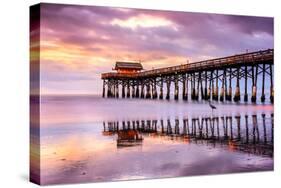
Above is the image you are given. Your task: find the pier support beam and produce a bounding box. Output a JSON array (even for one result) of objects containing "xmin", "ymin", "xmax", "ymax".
[
  {"xmin": 186, "ymin": 74, "xmax": 189, "ymax": 100},
  {"xmin": 270, "ymin": 64, "xmax": 274, "ymax": 103},
  {"xmin": 244, "ymin": 66, "xmax": 248, "ymax": 102},
  {"xmin": 234, "ymin": 67, "xmax": 240, "ymax": 102},
  {"xmin": 122, "ymin": 81, "xmax": 125, "ymax": 98},
  {"xmin": 135, "ymin": 81, "xmax": 139, "ymax": 98},
  {"xmin": 132, "ymin": 84, "xmax": 135, "ymax": 98},
  {"xmin": 227, "ymin": 68, "xmax": 232, "ymax": 101},
  {"xmin": 195, "ymin": 73, "xmax": 199, "ymax": 100},
  {"xmin": 182, "ymin": 74, "xmax": 187, "ymax": 100},
  {"xmin": 213, "ymin": 70, "xmax": 219, "ymax": 101},
  {"xmin": 224, "ymin": 70, "xmax": 227, "ymax": 101},
  {"xmin": 174, "ymin": 75, "xmax": 179, "ymax": 100},
  {"xmin": 207, "ymin": 71, "xmax": 211, "ymax": 101},
  {"xmin": 159, "ymin": 78, "xmax": 163, "ymax": 99},
  {"xmin": 211, "ymin": 71, "xmax": 214, "ymax": 101},
  {"xmin": 107, "ymin": 80, "xmax": 111, "ymax": 97},
  {"xmin": 126, "ymin": 81, "xmax": 130, "ymax": 98},
  {"xmin": 115, "ymin": 81, "xmax": 119, "ymax": 98},
  {"xmin": 251, "ymin": 65, "xmax": 258, "ymax": 103},
  {"xmin": 166, "ymin": 77, "xmax": 171, "ymax": 100},
  {"xmin": 191, "ymin": 73, "xmax": 195, "ymax": 100},
  {"xmin": 153, "ymin": 78, "xmax": 158, "ymax": 99},
  {"xmin": 261, "ymin": 64, "xmax": 266, "ymax": 103},
  {"xmin": 204, "ymin": 71, "xmax": 208, "ymax": 100},
  {"xmin": 140, "ymin": 81, "xmax": 145, "ymax": 98},
  {"xmin": 102, "ymin": 80, "xmax": 105, "ymax": 98},
  {"xmin": 146, "ymin": 81, "xmax": 151, "ymax": 99},
  {"xmin": 199, "ymin": 72, "xmax": 204, "ymax": 100},
  {"xmin": 220, "ymin": 70, "xmax": 225, "ymax": 102}
]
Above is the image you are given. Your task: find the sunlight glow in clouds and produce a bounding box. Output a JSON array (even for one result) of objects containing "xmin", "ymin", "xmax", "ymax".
[
  {"xmin": 111, "ymin": 14, "xmax": 175, "ymax": 29},
  {"xmin": 35, "ymin": 3, "xmax": 273, "ymax": 95}
]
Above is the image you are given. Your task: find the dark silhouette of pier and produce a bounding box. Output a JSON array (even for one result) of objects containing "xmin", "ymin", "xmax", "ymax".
[
  {"xmin": 101, "ymin": 49, "xmax": 274, "ymax": 103},
  {"xmin": 102, "ymin": 113, "xmax": 273, "ymax": 157}
]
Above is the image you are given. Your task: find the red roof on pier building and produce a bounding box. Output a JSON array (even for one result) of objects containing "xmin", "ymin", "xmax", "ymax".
[{"xmin": 114, "ymin": 61, "xmax": 143, "ymax": 74}]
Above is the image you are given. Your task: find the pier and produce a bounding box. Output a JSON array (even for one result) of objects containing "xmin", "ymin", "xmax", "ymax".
[{"xmin": 101, "ymin": 49, "xmax": 274, "ymax": 103}]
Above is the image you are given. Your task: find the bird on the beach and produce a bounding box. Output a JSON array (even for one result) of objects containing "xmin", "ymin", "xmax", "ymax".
[{"xmin": 208, "ymin": 100, "xmax": 217, "ymax": 114}]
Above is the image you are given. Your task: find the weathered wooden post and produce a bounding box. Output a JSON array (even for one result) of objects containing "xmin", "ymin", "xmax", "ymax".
[
  {"xmin": 191, "ymin": 73, "xmax": 195, "ymax": 100},
  {"xmin": 135, "ymin": 81, "xmax": 139, "ymax": 98},
  {"xmin": 151, "ymin": 80, "xmax": 154, "ymax": 99},
  {"xmin": 234, "ymin": 67, "xmax": 240, "ymax": 102},
  {"xmin": 102, "ymin": 80, "xmax": 105, "ymax": 98},
  {"xmin": 140, "ymin": 80, "xmax": 145, "ymax": 98},
  {"xmin": 244, "ymin": 66, "xmax": 248, "ymax": 102},
  {"xmin": 159, "ymin": 77, "xmax": 163, "ymax": 99},
  {"xmin": 261, "ymin": 63, "xmax": 266, "ymax": 102},
  {"xmin": 122, "ymin": 80, "xmax": 125, "ymax": 98},
  {"xmin": 227, "ymin": 68, "xmax": 232, "ymax": 101},
  {"xmin": 153, "ymin": 78, "xmax": 157, "ymax": 99},
  {"xmin": 150, "ymin": 80, "xmax": 154, "ymax": 99},
  {"xmin": 110, "ymin": 81, "xmax": 113, "ymax": 98},
  {"xmin": 186, "ymin": 74, "xmax": 189, "ymax": 100},
  {"xmin": 146, "ymin": 81, "xmax": 151, "ymax": 99},
  {"xmin": 131, "ymin": 81, "xmax": 135, "ymax": 98},
  {"xmin": 126, "ymin": 81, "xmax": 130, "ymax": 98},
  {"xmin": 174, "ymin": 75, "xmax": 179, "ymax": 100},
  {"xmin": 220, "ymin": 70, "xmax": 225, "ymax": 102},
  {"xmin": 115, "ymin": 80, "xmax": 119, "ymax": 98},
  {"xmin": 251, "ymin": 65, "xmax": 258, "ymax": 103},
  {"xmin": 213, "ymin": 70, "xmax": 219, "ymax": 101},
  {"xmin": 204, "ymin": 71, "xmax": 208, "ymax": 100},
  {"xmin": 211, "ymin": 71, "xmax": 214, "ymax": 101},
  {"xmin": 195, "ymin": 73, "xmax": 199, "ymax": 100},
  {"xmin": 207, "ymin": 72, "xmax": 211, "ymax": 101},
  {"xmin": 199, "ymin": 72, "xmax": 204, "ymax": 100},
  {"xmin": 182, "ymin": 74, "xmax": 187, "ymax": 100},
  {"xmin": 224, "ymin": 69, "xmax": 227, "ymax": 101},
  {"xmin": 270, "ymin": 64, "xmax": 274, "ymax": 103},
  {"xmin": 166, "ymin": 77, "xmax": 171, "ymax": 100},
  {"xmin": 107, "ymin": 80, "xmax": 111, "ymax": 97},
  {"xmin": 112, "ymin": 80, "xmax": 116, "ymax": 98}
]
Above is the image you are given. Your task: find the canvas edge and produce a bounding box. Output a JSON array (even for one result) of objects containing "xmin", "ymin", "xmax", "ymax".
[{"xmin": 30, "ymin": 3, "xmax": 41, "ymax": 185}]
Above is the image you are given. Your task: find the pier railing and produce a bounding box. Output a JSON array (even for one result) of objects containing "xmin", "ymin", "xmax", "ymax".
[{"xmin": 101, "ymin": 49, "xmax": 273, "ymax": 79}]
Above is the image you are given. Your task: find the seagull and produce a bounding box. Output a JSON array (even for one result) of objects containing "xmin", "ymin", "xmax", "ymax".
[{"xmin": 208, "ymin": 100, "xmax": 217, "ymax": 114}]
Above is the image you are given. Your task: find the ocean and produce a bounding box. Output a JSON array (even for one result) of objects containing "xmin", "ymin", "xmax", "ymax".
[{"xmin": 37, "ymin": 95, "xmax": 273, "ymax": 185}]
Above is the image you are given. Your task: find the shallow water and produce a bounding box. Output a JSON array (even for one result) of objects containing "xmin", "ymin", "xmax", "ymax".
[{"xmin": 38, "ymin": 95, "xmax": 273, "ymax": 185}]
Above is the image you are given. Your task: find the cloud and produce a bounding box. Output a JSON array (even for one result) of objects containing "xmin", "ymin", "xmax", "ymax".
[{"xmin": 38, "ymin": 3, "xmax": 273, "ymax": 94}]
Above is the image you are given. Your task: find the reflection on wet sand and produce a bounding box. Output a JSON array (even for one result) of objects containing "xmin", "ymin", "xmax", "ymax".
[{"xmin": 103, "ymin": 113, "xmax": 273, "ymax": 157}]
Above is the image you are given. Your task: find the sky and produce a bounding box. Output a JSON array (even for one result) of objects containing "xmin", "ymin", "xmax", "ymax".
[{"xmin": 37, "ymin": 3, "xmax": 273, "ymax": 95}]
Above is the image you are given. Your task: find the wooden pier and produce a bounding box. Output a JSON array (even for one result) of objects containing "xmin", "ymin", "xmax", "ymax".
[{"xmin": 101, "ymin": 49, "xmax": 274, "ymax": 103}]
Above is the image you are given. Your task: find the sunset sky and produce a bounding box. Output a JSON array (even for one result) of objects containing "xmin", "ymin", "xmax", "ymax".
[{"xmin": 38, "ymin": 3, "xmax": 273, "ymax": 95}]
